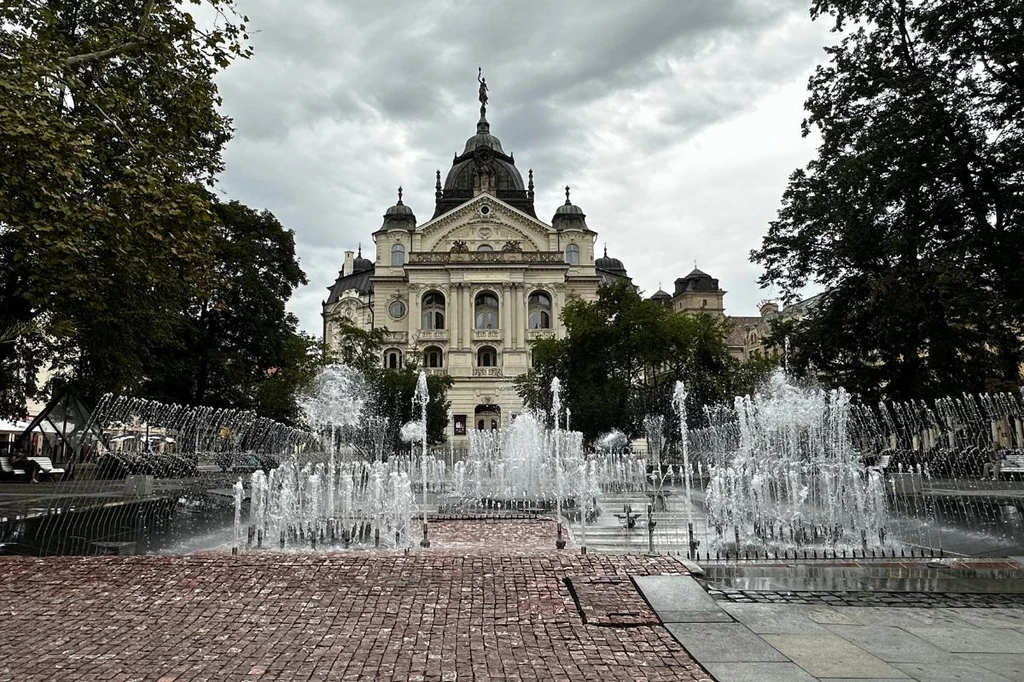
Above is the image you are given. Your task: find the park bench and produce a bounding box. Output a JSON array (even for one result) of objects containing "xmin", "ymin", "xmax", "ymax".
[
  {"xmin": 0, "ymin": 456, "xmax": 28, "ymax": 480},
  {"xmin": 30, "ymin": 456, "xmax": 66, "ymax": 481},
  {"xmin": 1001, "ymin": 453, "xmax": 1024, "ymax": 477}
]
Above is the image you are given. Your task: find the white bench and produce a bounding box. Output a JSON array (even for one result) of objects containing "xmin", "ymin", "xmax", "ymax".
[
  {"xmin": 0, "ymin": 456, "xmax": 28, "ymax": 479},
  {"xmin": 30, "ymin": 456, "xmax": 66, "ymax": 480},
  {"xmin": 1002, "ymin": 453, "xmax": 1024, "ymax": 476}
]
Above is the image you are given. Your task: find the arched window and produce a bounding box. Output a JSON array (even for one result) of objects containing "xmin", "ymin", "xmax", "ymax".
[
  {"xmin": 421, "ymin": 291, "xmax": 445, "ymax": 329},
  {"xmin": 474, "ymin": 291, "xmax": 499, "ymax": 329},
  {"xmin": 565, "ymin": 243, "xmax": 580, "ymax": 266},
  {"xmin": 528, "ymin": 291, "xmax": 552, "ymax": 329},
  {"xmin": 383, "ymin": 348, "xmax": 403, "ymax": 370},
  {"xmin": 391, "ymin": 244, "xmax": 405, "ymax": 266},
  {"xmin": 423, "ymin": 346, "xmax": 444, "ymax": 368},
  {"xmin": 477, "ymin": 346, "xmax": 497, "ymax": 367},
  {"xmin": 477, "ymin": 244, "xmax": 493, "ymax": 252}
]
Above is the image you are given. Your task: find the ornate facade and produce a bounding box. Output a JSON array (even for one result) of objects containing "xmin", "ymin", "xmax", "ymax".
[{"xmin": 323, "ymin": 86, "xmax": 629, "ymax": 441}]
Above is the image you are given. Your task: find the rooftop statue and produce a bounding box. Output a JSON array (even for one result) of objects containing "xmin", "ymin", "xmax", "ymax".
[{"xmin": 478, "ymin": 67, "xmax": 488, "ymax": 110}]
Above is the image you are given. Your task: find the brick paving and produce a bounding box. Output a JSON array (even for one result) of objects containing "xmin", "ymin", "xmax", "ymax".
[{"xmin": 0, "ymin": 520, "xmax": 712, "ymax": 682}]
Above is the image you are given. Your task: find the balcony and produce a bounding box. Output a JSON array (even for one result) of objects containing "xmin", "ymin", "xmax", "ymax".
[
  {"xmin": 472, "ymin": 329, "xmax": 502, "ymax": 341},
  {"xmin": 408, "ymin": 251, "xmax": 567, "ymax": 265},
  {"xmin": 424, "ymin": 368, "xmax": 449, "ymax": 377},
  {"xmin": 418, "ymin": 329, "xmax": 449, "ymax": 341},
  {"xmin": 472, "ymin": 368, "xmax": 503, "ymax": 378},
  {"xmin": 526, "ymin": 329, "xmax": 556, "ymax": 341},
  {"xmin": 383, "ymin": 331, "xmax": 408, "ymax": 344}
]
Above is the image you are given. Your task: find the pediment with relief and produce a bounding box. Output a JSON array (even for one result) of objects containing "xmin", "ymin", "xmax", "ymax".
[{"xmin": 419, "ymin": 195, "xmax": 552, "ymax": 253}]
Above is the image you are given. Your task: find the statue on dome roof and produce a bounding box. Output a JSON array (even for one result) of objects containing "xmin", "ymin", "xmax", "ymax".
[{"xmin": 478, "ymin": 67, "xmax": 488, "ymax": 110}]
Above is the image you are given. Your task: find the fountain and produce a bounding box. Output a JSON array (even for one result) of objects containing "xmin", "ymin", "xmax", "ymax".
[{"xmin": 701, "ymin": 370, "xmax": 888, "ymax": 553}]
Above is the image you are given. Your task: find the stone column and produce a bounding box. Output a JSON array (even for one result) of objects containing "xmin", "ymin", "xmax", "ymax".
[
  {"xmin": 501, "ymin": 284, "xmax": 512, "ymax": 346},
  {"xmin": 450, "ymin": 284, "xmax": 460, "ymax": 348},
  {"xmin": 464, "ymin": 284, "xmax": 473, "ymax": 347},
  {"xmin": 510, "ymin": 283, "xmax": 519, "ymax": 349},
  {"xmin": 409, "ymin": 284, "xmax": 421, "ymax": 334}
]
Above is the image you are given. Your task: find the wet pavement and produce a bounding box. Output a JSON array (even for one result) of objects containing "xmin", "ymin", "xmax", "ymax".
[
  {"xmin": 635, "ymin": 569, "xmax": 1024, "ymax": 681},
  {"xmin": 0, "ymin": 521, "xmax": 713, "ymax": 682}
]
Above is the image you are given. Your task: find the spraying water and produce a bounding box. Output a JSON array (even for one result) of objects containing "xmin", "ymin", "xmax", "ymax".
[
  {"xmin": 413, "ymin": 371, "xmax": 431, "ymax": 547},
  {"xmin": 672, "ymin": 382, "xmax": 693, "ymax": 532}
]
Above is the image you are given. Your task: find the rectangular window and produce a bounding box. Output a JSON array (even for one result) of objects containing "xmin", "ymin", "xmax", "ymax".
[{"xmin": 453, "ymin": 415, "xmax": 467, "ymax": 436}]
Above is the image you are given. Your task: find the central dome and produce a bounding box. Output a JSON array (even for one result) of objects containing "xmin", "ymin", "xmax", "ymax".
[{"xmin": 433, "ymin": 103, "xmax": 536, "ymax": 218}]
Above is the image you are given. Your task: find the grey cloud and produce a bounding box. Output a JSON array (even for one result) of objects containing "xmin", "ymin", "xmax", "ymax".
[{"xmin": 213, "ymin": 0, "xmax": 832, "ymax": 335}]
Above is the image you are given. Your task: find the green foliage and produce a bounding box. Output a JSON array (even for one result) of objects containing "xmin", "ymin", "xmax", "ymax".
[
  {"xmin": 330, "ymin": 319, "xmax": 392, "ymax": 376},
  {"xmin": 256, "ymin": 333, "xmax": 332, "ymax": 427},
  {"xmin": 371, "ymin": 367, "xmax": 453, "ymax": 451},
  {"xmin": 0, "ymin": 0, "xmax": 250, "ymax": 416},
  {"xmin": 125, "ymin": 198, "xmax": 312, "ymax": 423},
  {"xmin": 323, "ymin": 323, "xmax": 453, "ymax": 449},
  {"xmin": 516, "ymin": 280, "xmax": 745, "ymax": 441},
  {"xmin": 753, "ymin": 0, "xmax": 1024, "ymax": 401}
]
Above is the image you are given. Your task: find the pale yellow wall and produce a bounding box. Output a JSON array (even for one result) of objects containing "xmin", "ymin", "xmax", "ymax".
[{"xmin": 323, "ymin": 192, "xmax": 601, "ymax": 440}]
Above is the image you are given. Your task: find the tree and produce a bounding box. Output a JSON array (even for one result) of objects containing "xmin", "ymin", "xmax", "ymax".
[
  {"xmin": 321, "ymin": 320, "xmax": 453, "ymax": 451},
  {"xmin": 0, "ymin": 0, "xmax": 250, "ymax": 416},
  {"xmin": 371, "ymin": 367, "xmax": 453, "ymax": 452},
  {"xmin": 256, "ymin": 332, "xmax": 333, "ymax": 427},
  {"xmin": 515, "ymin": 280, "xmax": 742, "ymax": 441},
  {"xmin": 136, "ymin": 199, "xmax": 310, "ymax": 417},
  {"xmin": 753, "ymin": 0, "xmax": 1024, "ymax": 402}
]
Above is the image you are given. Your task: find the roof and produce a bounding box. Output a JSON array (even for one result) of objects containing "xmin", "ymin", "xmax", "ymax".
[
  {"xmin": 325, "ymin": 267, "xmax": 374, "ymax": 304},
  {"xmin": 434, "ymin": 113, "xmax": 535, "ymax": 218}
]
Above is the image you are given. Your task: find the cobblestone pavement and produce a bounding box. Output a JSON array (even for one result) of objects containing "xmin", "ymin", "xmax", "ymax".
[{"xmin": 0, "ymin": 522, "xmax": 712, "ymax": 682}]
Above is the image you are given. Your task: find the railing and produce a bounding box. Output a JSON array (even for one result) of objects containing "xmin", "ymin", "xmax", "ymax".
[
  {"xmin": 409, "ymin": 251, "xmax": 567, "ymax": 264},
  {"xmin": 526, "ymin": 329, "xmax": 555, "ymax": 341},
  {"xmin": 383, "ymin": 331, "xmax": 408, "ymax": 343},
  {"xmin": 472, "ymin": 368, "xmax": 503, "ymax": 378},
  {"xmin": 472, "ymin": 329, "xmax": 501, "ymax": 341},
  {"xmin": 424, "ymin": 368, "xmax": 448, "ymax": 377},
  {"xmin": 418, "ymin": 330, "xmax": 448, "ymax": 341}
]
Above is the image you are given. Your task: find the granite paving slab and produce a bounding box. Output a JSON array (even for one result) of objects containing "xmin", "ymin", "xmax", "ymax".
[
  {"xmin": 633, "ymin": 574, "xmax": 729, "ymax": 623},
  {"xmin": 838, "ymin": 606, "xmax": 975, "ymax": 628},
  {"xmin": 955, "ymin": 653, "xmax": 1024, "ymax": 680},
  {"xmin": 720, "ymin": 602, "xmax": 831, "ymax": 633},
  {"xmin": 892, "ymin": 660, "xmax": 1015, "ymax": 682},
  {"xmin": 941, "ymin": 607, "xmax": 1024, "ymax": 629},
  {"xmin": 762, "ymin": 633, "xmax": 909, "ymax": 679},
  {"xmin": 824, "ymin": 625, "xmax": 961, "ymax": 663},
  {"xmin": 666, "ymin": 622, "xmax": 788, "ymax": 663},
  {"xmin": 701, "ymin": 661, "xmax": 818, "ymax": 682},
  {"xmin": 905, "ymin": 626, "xmax": 1024, "ymax": 653}
]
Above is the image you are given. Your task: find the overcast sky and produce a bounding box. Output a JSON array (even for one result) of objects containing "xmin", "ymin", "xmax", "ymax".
[{"xmin": 212, "ymin": 0, "xmax": 834, "ymax": 336}]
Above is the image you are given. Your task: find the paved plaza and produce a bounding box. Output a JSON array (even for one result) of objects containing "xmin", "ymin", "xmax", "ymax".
[
  {"xmin": 0, "ymin": 520, "xmax": 711, "ymax": 682},
  {"xmin": 3, "ymin": 519, "xmax": 1024, "ymax": 681}
]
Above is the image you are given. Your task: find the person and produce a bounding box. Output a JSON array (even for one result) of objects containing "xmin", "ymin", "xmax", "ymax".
[
  {"xmin": 982, "ymin": 444, "xmax": 1006, "ymax": 481},
  {"xmin": 10, "ymin": 445, "xmax": 43, "ymax": 483}
]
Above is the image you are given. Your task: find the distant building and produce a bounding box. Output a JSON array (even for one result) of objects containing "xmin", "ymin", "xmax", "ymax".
[
  {"xmin": 322, "ymin": 81, "xmax": 630, "ymax": 441},
  {"xmin": 647, "ymin": 266, "xmax": 822, "ymax": 361}
]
